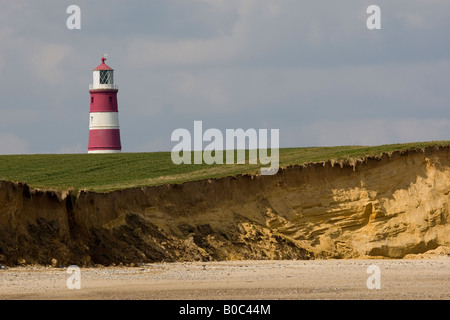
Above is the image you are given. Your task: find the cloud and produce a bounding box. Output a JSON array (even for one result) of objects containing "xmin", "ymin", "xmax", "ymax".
[
  {"xmin": 0, "ymin": 27, "xmax": 15, "ymax": 75},
  {"xmin": 1, "ymin": 0, "xmax": 450, "ymax": 154},
  {"xmin": 126, "ymin": 30, "xmax": 242, "ymax": 67},
  {"xmin": 124, "ymin": 0, "xmax": 302, "ymax": 68},
  {"xmin": 59, "ymin": 143, "xmax": 84, "ymax": 154},
  {"xmin": 29, "ymin": 43, "xmax": 72, "ymax": 85},
  {"xmin": 0, "ymin": 133, "xmax": 29, "ymax": 155},
  {"xmin": 171, "ymin": 71, "xmax": 229, "ymax": 110},
  {"xmin": 0, "ymin": 108, "xmax": 41, "ymax": 127},
  {"xmin": 289, "ymin": 118, "xmax": 450, "ymax": 147},
  {"xmin": 140, "ymin": 59, "xmax": 450, "ymax": 118}
]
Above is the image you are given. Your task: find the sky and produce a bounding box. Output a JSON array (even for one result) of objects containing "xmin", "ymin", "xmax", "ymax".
[{"xmin": 0, "ymin": 0, "xmax": 449, "ymax": 154}]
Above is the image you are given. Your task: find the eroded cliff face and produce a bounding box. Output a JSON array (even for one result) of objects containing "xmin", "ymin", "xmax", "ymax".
[{"xmin": 1, "ymin": 146, "xmax": 450, "ymax": 266}]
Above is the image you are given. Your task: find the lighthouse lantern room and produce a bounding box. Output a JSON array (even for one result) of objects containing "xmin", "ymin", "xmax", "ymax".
[{"xmin": 88, "ymin": 56, "xmax": 122, "ymax": 153}]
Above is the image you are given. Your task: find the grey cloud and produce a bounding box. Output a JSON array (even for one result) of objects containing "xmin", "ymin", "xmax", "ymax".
[{"xmin": 0, "ymin": 0, "xmax": 449, "ymax": 154}]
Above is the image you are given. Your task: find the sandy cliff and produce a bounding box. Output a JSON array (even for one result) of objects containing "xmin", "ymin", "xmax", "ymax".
[{"xmin": 1, "ymin": 146, "xmax": 450, "ymax": 266}]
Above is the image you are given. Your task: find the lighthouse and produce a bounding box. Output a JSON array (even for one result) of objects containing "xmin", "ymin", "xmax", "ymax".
[{"xmin": 88, "ymin": 56, "xmax": 122, "ymax": 153}]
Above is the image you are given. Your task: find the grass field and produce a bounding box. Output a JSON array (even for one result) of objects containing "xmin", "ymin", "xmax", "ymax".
[{"xmin": 0, "ymin": 141, "xmax": 448, "ymax": 192}]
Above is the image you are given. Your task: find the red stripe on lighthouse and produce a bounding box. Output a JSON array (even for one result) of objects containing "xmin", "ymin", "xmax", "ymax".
[
  {"xmin": 90, "ymin": 90, "xmax": 118, "ymax": 112},
  {"xmin": 88, "ymin": 129, "xmax": 122, "ymax": 151}
]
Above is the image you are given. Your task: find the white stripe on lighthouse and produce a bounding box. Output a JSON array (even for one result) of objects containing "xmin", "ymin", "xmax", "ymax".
[
  {"xmin": 89, "ymin": 112, "xmax": 120, "ymax": 130},
  {"xmin": 88, "ymin": 149, "xmax": 121, "ymax": 154}
]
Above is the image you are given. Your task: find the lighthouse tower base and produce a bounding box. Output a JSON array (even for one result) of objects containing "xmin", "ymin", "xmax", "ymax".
[{"xmin": 88, "ymin": 150, "xmax": 121, "ymax": 154}]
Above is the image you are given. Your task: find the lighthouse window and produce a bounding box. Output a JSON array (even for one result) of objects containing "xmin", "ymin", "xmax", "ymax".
[
  {"xmin": 100, "ymin": 70, "xmax": 113, "ymax": 84},
  {"xmin": 91, "ymin": 97, "xmax": 94, "ymax": 103},
  {"xmin": 109, "ymin": 96, "xmax": 112, "ymax": 103}
]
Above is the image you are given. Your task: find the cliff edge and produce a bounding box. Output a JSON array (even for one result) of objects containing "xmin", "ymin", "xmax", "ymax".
[{"xmin": 1, "ymin": 146, "xmax": 450, "ymax": 266}]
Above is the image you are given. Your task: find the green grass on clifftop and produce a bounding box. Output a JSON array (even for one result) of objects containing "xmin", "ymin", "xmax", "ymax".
[{"xmin": 0, "ymin": 141, "xmax": 448, "ymax": 192}]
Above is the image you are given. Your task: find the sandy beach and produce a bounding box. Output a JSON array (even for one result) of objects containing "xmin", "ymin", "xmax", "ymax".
[{"xmin": 0, "ymin": 259, "xmax": 449, "ymax": 300}]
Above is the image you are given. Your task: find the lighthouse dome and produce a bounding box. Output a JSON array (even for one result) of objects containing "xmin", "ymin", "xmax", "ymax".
[{"xmin": 93, "ymin": 57, "xmax": 113, "ymax": 71}]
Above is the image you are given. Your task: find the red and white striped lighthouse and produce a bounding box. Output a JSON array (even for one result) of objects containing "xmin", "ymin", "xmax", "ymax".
[{"xmin": 88, "ymin": 56, "xmax": 122, "ymax": 153}]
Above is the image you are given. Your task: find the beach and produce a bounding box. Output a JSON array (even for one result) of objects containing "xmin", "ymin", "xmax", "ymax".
[{"xmin": 1, "ymin": 259, "xmax": 449, "ymax": 300}]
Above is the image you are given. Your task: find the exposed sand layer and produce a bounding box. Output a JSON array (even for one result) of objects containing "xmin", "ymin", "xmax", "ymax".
[
  {"xmin": 1, "ymin": 146, "xmax": 450, "ymax": 266},
  {"xmin": 0, "ymin": 259, "xmax": 449, "ymax": 300}
]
